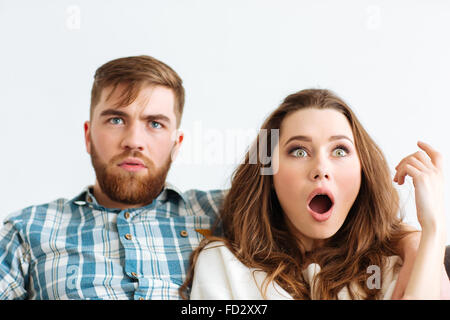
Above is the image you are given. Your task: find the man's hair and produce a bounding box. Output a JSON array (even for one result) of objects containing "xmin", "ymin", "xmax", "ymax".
[{"xmin": 90, "ymin": 55, "xmax": 185, "ymax": 127}]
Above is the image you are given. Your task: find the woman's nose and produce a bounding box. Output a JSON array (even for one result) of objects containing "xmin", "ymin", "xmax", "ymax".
[
  {"xmin": 309, "ymin": 158, "xmax": 330, "ymax": 181},
  {"xmin": 310, "ymin": 169, "xmax": 330, "ymax": 181}
]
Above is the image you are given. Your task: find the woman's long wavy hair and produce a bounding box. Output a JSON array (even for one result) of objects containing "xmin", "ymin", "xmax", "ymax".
[{"xmin": 180, "ymin": 89, "xmax": 413, "ymax": 300}]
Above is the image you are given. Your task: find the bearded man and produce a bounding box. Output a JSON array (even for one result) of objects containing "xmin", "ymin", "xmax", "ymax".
[{"xmin": 0, "ymin": 55, "xmax": 223, "ymax": 300}]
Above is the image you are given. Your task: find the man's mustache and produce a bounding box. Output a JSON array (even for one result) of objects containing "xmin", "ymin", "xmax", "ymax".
[{"xmin": 110, "ymin": 150, "xmax": 155, "ymax": 169}]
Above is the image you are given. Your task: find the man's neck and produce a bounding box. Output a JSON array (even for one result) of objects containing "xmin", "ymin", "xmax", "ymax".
[{"xmin": 92, "ymin": 183, "xmax": 149, "ymax": 210}]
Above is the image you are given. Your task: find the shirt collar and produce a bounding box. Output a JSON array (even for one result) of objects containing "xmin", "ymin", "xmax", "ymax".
[{"xmin": 66, "ymin": 182, "xmax": 186, "ymax": 210}]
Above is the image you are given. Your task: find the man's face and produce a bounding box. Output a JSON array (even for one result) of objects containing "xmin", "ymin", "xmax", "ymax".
[{"xmin": 84, "ymin": 84, "xmax": 183, "ymax": 208}]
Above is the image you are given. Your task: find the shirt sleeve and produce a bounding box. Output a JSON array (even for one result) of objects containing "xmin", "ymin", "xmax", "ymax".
[
  {"xmin": 0, "ymin": 221, "xmax": 30, "ymax": 299},
  {"xmin": 190, "ymin": 242, "xmax": 235, "ymax": 299},
  {"xmin": 190, "ymin": 241, "xmax": 292, "ymax": 300}
]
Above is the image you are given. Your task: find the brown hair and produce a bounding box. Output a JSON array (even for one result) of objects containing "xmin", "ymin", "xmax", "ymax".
[
  {"xmin": 90, "ymin": 55, "xmax": 185, "ymax": 127},
  {"xmin": 181, "ymin": 88, "xmax": 413, "ymax": 300}
]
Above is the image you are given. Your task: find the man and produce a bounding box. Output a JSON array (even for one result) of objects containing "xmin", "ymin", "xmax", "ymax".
[
  {"xmin": 0, "ymin": 55, "xmax": 224, "ymax": 299},
  {"xmin": 0, "ymin": 55, "xmax": 438, "ymax": 300}
]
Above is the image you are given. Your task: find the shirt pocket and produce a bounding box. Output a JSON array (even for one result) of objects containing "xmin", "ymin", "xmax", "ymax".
[{"xmin": 137, "ymin": 215, "xmax": 214, "ymax": 285}]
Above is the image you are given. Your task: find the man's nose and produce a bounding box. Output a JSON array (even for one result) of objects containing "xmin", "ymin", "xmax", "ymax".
[{"xmin": 120, "ymin": 123, "xmax": 145, "ymax": 151}]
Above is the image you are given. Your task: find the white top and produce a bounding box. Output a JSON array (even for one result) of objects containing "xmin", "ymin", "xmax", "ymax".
[{"xmin": 190, "ymin": 241, "xmax": 402, "ymax": 300}]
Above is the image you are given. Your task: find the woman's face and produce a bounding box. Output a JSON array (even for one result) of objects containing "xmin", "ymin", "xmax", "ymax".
[{"xmin": 272, "ymin": 108, "xmax": 361, "ymax": 251}]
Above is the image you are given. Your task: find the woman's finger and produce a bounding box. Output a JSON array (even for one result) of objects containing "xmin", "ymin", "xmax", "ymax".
[
  {"xmin": 395, "ymin": 152, "xmax": 415, "ymax": 171},
  {"xmin": 403, "ymin": 164, "xmax": 422, "ymax": 186},
  {"xmin": 417, "ymin": 141, "xmax": 443, "ymax": 169},
  {"xmin": 394, "ymin": 155, "xmax": 428, "ymax": 184},
  {"xmin": 412, "ymin": 150, "xmax": 434, "ymax": 169},
  {"xmin": 395, "ymin": 150, "xmax": 433, "ymax": 172}
]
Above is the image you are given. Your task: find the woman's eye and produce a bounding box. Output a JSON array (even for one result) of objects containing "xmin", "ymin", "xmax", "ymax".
[
  {"xmin": 150, "ymin": 121, "xmax": 162, "ymax": 129},
  {"xmin": 333, "ymin": 148, "xmax": 348, "ymax": 157},
  {"xmin": 109, "ymin": 117, "xmax": 123, "ymax": 125},
  {"xmin": 291, "ymin": 148, "xmax": 308, "ymax": 158}
]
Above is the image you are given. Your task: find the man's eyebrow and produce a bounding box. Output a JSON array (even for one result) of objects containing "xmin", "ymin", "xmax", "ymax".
[
  {"xmin": 142, "ymin": 114, "xmax": 171, "ymax": 124},
  {"xmin": 99, "ymin": 109, "xmax": 128, "ymax": 118},
  {"xmin": 284, "ymin": 135, "xmax": 354, "ymax": 146},
  {"xmin": 99, "ymin": 109, "xmax": 171, "ymax": 124}
]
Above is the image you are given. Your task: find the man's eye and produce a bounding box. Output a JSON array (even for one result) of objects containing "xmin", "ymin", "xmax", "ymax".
[
  {"xmin": 109, "ymin": 117, "xmax": 123, "ymax": 125},
  {"xmin": 291, "ymin": 148, "xmax": 308, "ymax": 158},
  {"xmin": 150, "ymin": 121, "xmax": 162, "ymax": 129}
]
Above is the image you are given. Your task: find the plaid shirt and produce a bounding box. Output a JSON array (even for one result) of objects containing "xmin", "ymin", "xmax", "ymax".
[{"xmin": 0, "ymin": 184, "xmax": 225, "ymax": 300}]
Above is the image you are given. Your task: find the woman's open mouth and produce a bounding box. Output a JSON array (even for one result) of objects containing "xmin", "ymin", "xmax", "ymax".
[{"xmin": 307, "ymin": 189, "xmax": 334, "ymax": 222}]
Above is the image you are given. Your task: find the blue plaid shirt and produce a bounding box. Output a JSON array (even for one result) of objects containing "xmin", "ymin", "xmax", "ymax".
[{"xmin": 0, "ymin": 184, "xmax": 225, "ymax": 300}]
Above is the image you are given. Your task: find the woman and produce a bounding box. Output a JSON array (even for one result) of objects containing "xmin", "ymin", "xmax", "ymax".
[{"xmin": 181, "ymin": 89, "xmax": 449, "ymax": 299}]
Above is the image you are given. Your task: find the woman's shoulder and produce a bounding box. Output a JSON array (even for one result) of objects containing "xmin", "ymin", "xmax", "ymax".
[
  {"xmin": 195, "ymin": 240, "xmax": 255, "ymax": 278},
  {"xmin": 191, "ymin": 240, "xmax": 260, "ymax": 299},
  {"xmin": 195, "ymin": 240, "xmax": 233, "ymax": 265},
  {"xmin": 192, "ymin": 240, "xmax": 292, "ymax": 300},
  {"xmin": 198, "ymin": 240, "xmax": 237, "ymax": 258},
  {"xmin": 200, "ymin": 239, "xmax": 228, "ymax": 252}
]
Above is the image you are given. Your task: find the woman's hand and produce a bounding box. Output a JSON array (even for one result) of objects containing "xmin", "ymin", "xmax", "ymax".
[
  {"xmin": 393, "ymin": 141, "xmax": 445, "ymax": 233},
  {"xmin": 393, "ymin": 141, "xmax": 448, "ymax": 299}
]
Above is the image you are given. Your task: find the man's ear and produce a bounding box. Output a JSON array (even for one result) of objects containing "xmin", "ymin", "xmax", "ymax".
[
  {"xmin": 177, "ymin": 130, "xmax": 184, "ymax": 145},
  {"xmin": 170, "ymin": 129, "xmax": 184, "ymax": 161},
  {"xmin": 84, "ymin": 121, "xmax": 91, "ymax": 155}
]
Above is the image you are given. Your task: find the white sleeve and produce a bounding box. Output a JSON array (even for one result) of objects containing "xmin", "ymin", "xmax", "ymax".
[
  {"xmin": 190, "ymin": 242, "xmax": 235, "ymax": 299},
  {"xmin": 190, "ymin": 241, "xmax": 292, "ymax": 300}
]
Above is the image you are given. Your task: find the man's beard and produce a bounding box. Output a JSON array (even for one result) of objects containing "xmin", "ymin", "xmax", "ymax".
[{"xmin": 90, "ymin": 142, "xmax": 172, "ymax": 206}]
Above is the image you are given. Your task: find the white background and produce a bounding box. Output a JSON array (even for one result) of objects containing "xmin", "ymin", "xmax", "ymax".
[{"xmin": 1, "ymin": 0, "xmax": 449, "ymax": 244}]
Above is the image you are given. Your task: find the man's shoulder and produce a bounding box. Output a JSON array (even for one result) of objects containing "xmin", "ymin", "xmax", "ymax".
[
  {"xmin": 180, "ymin": 188, "xmax": 228, "ymax": 217},
  {"xmin": 4, "ymin": 197, "xmax": 71, "ymax": 227},
  {"xmin": 182, "ymin": 189, "xmax": 227, "ymax": 206},
  {"xmin": 182, "ymin": 188, "xmax": 227, "ymax": 200}
]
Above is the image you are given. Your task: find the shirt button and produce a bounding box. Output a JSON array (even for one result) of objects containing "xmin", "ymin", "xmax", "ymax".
[
  {"xmin": 180, "ymin": 230, "xmax": 188, "ymax": 237},
  {"xmin": 124, "ymin": 212, "xmax": 130, "ymax": 219},
  {"xmin": 125, "ymin": 233, "xmax": 132, "ymax": 240}
]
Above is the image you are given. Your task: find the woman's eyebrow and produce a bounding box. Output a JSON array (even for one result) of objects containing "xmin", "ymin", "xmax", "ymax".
[
  {"xmin": 329, "ymin": 135, "xmax": 354, "ymax": 145},
  {"xmin": 283, "ymin": 135, "xmax": 312, "ymax": 146},
  {"xmin": 284, "ymin": 135, "xmax": 354, "ymax": 146}
]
